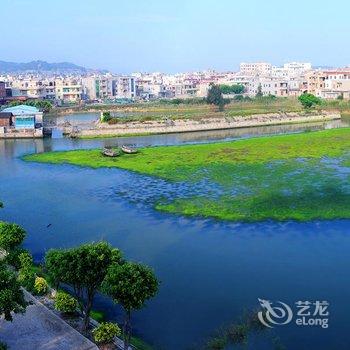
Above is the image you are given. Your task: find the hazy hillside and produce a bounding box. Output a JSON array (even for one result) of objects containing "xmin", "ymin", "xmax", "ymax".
[{"xmin": 0, "ymin": 60, "xmax": 88, "ymax": 73}]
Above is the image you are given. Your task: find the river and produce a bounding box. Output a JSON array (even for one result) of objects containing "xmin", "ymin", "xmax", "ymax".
[{"xmin": 1, "ymin": 116, "xmax": 350, "ymax": 350}]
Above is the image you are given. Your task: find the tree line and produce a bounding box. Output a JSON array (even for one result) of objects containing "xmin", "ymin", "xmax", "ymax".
[{"xmin": 7, "ymin": 99, "xmax": 53, "ymax": 113}]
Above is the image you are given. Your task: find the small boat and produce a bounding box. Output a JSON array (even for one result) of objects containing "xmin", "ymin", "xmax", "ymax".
[
  {"xmin": 121, "ymin": 145, "xmax": 138, "ymax": 154},
  {"xmin": 101, "ymin": 147, "xmax": 120, "ymax": 157}
]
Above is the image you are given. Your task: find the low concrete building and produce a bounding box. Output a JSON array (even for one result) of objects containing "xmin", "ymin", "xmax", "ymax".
[{"xmin": 2, "ymin": 105, "xmax": 43, "ymax": 129}]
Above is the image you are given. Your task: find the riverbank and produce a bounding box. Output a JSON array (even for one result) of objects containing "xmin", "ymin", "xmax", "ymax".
[
  {"xmin": 0, "ymin": 128, "xmax": 43, "ymax": 139},
  {"xmin": 73, "ymin": 112, "xmax": 341, "ymax": 138},
  {"xmin": 23, "ymin": 128, "xmax": 350, "ymax": 222},
  {"xmin": 47, "ymin": 98, "xmax": 302, "ymax": 117},
  {"xmin": 0, "ymin": 290, "xmax": 98, "ymax": 350}
]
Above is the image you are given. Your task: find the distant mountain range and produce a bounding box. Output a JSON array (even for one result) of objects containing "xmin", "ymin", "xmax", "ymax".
[{"xmin": 0, "ymin": 60, "xmax": 90, "ymax": 73}]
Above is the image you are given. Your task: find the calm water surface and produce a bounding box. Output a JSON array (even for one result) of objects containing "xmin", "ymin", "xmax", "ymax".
[{"xmin": 0, "ymin": 119, "xmax": 350, "ymax": 350}]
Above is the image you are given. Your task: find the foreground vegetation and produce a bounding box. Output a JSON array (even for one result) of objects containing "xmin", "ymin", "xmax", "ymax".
[
  {"xmin": 24, "ymin": 128, "xmax": 350, "ymax": 222},
  {"xmin": 0, "ymin": 205, "xmax": 157, "ymax": 350}
]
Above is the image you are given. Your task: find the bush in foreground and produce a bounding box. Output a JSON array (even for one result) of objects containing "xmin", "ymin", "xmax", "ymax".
[
  {"xmin": 298, "ymin": 93, "xmax": 321, "ymax": 109},
  {"xmin": 5, "ymin": 247, "xmax": 29, "ymax": 270},
  {"xmin": 17, "ymin": 251, "xmax": 35, "ymax": 292},
  {"xmin": 54, "ymin": 291, "xmax": 78, "ymax": 314},
  {"xmin": 0, "ymin": 264, "xmax": 27, "ymax": 321},
  {"xmin": 92, "ymin": 322, "xmax": 121, "ymax": 344},
  {"xmin": 18, "ymin": 268, "xmax": 35, "ymax": 292},
  {"xmin": 34, "ymin": 277, "xmax": 48, "ymax": 295},
  {"xmin": 0, "ymin": 222, "xmax": 26, "ymax": 252}
]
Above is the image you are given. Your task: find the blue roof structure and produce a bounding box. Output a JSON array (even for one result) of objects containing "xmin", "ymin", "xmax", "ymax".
[{"xmin": 2, "ymin": 105, "xmax": 39, "ymax": 116}]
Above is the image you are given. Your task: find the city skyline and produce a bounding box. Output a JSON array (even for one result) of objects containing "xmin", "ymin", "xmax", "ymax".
[
  {"xmin": 2, "ymin": 0, "xmax": 350, "ymax": 73},
  {"xmin": 0, "ymin": 58, "xmax": 339, "ymax": 76}
]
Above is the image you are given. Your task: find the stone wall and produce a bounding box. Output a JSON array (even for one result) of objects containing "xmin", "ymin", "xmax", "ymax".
[{"xmin": 78, "ymin": 112, "xmax": 341, "ymax": 137}]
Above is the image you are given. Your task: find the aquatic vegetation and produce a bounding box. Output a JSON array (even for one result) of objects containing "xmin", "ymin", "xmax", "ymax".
[{"xmin": 23, "ymin": 128, "xmax": 350, "ymax": 222}]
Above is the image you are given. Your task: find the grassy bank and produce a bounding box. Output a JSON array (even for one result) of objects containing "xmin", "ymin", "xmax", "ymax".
[
  {"xmin": 49, "ymin": 97, "xmax": 303, "ymax": 121},
  {"xmin": 23, "ymin": 128, "xmax": 350, "ymax": 222},
  {"xmin": 48, "ymin": 97, "xmax": 350, "ymax": 123}
]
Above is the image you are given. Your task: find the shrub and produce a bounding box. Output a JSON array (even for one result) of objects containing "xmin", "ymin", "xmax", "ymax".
[
  {"xmin": 233, "ymin": 94, "xmax": 244, "ymax": 101},
  {"xmin": 0, "ymin": 222, "xmax": 26, "ymax": 251},
  {"xmin": 206, "ymin": 336, "xmax": 227, "ymax": 350},
  {"xmin": 92, "ymin": 322, "xmax": 121, "ymax": 344},
  {"xmin": 0, "ymin": 341, "xmax": 8, "ymax": 350},
  {"xmin": 100, "ymin": 111, "xmax": 112, "ymax": 123},
  {"xmin": 34, "ymin": 277, "xmax": 48, "ymax": 295},
  {"xmin": 5, "ymin": 247, "xmax": 29, "ymax": 270},
  {"xmin": 18, "ymin": 268, "xmax": 35, "ymax": 292},
  {"xmin": 54, "ymin": 291, "xmax": 78, "ymax": 314},
  {"xmin": 298, "ymin": 93, "xmax": 321, "ymax": 109},
  {"xmin": 19, "ymin": 251, "xmax": 33, "ymax": 269},
  {"xmin": 227, "ymin": 324, "xmax": 248, "ymax": 344}
]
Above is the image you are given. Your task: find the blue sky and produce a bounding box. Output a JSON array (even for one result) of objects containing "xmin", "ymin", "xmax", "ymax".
[{"xmin": 2, "ymin": 0, "xmax": 350, "ymax": 73}]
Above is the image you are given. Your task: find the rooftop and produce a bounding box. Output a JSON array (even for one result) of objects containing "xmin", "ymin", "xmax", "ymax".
[{"xmin": 2, "ymin": 105, "xmax": 39, "ymax": 115}]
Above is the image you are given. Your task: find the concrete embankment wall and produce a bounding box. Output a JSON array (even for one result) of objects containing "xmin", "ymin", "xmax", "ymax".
[
  {"xmin": 0, "ymin": 128, "xmax": 43, "ymax": 139},
  {"xmin": 77, "ymin": 112, "xmax": 341, "ymax": 137}
]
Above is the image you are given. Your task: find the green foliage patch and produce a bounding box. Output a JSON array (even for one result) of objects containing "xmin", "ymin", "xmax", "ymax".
[{"xmin": 23, "ymin": 128, "xmax": 350, "ymax": 222}]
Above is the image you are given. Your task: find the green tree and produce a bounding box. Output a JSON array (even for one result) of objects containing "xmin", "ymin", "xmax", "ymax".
[
  {"xmin": 206, "ymin": 84, "xmax": 225, "ymax": 111},
  {"xmin": 0, "ymin": 263, "xmax": 27, "ymax": 321},
  {"xmin": 0, "ymin": 222, "xmax": 26, "ymax": 252},
  {"xmin": 45, "ymin": 242, "xmax": 122, "ymax": 332},
  {"xmin": 8, "ymin": 99, "xmax": 52, "ymax": 113},
  {"xmin": 298, "ymin": 93, "xmax": 322, "ymax": 109},
  {"xmin": 17, "ymin": 251, "xmax": 35, "ymax": 292},
  {"xmin": 102, "ymin": 262, "xmax": 159, "ymax": 350},
  {"xmin": 219, "ymin": 84, "xmax": 245, "ymax": 95}
]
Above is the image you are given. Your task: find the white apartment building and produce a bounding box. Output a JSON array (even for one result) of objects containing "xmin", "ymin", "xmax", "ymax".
[
  {"xmin": 82, "ymin": 76, "xmax": 111, "ymax": 100},
  {"xmin": 55, "ymin": 78, "xmax": 82, "ymax": 103},
  {"xmin": 248, "ymin": 78, "xmax": 288, "ymax": 97},
  {"xmin": 271, "ymin": 67, "xmax": 289, "ymax": 78},
  {"xmin": 114, "ymin": 76, "xmax": 136, "ymax": 99},
  {"xmin": 240, "ymin": 62, "xmax": 272, "ymax": 76},
  {"xmin": 82, "ymin": 76, "xmax": 136, "ymax": 100},
  {"xmin": 320, "ymin": 70, "xmax": 350, "ymax": 99},
  {"xmin": 283, "ymin": 62, "xmax": 312, "ymax": 76},
  {"xmin": 9, "ymin": 78, "xmax": 55, "ymax": 99}
]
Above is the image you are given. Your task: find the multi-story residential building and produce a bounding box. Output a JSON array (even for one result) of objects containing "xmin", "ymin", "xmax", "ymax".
[
  {"xmin": 240, "ymin": 62, "xmax": 272, "ymax": 76},
  {"xmin": 283, "ymin": 62, "xmax": 312, "ymax": 76},
  {"xmin": 248, "ymin": 78, "xmax": 289, "ymax": 97},
  {"xmin": 114, "ymin": 76, "xmax": 136, "ymax": 99},
  {"xmin": 82, "ymin": 76, "xmax": 111, "ymax": 100},
  {"xmin": 10, "ymin": 79, "xmax": 46, "ymax": 99},
  {"xmin": 0, "ymin": 81, "xmax": 6, "ymax": 99},
  {"xmin": 271, "ymin": 67, "xmax": 289, "ymax": 78},
  {"xmin": 320, "ymin": 70, "xmax": 350, "ymax": 99},
  {"xmin": 81, "ymin": 75, "xmax": 137, "ymax": 101},
  {"xmin": 288, "ymin": 77, "xmax": 307, "ymax": 97},
  {"xmin": 305, "ymin": 71, "xmax": 326, "ymax": 96},
  {"xmin": 55, "ymin": 78, "xmax": 82, "ymax": 103},
  {"xmin": 6, "ymin": 78, "xmax": 56, "ymax": 100}
]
